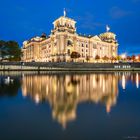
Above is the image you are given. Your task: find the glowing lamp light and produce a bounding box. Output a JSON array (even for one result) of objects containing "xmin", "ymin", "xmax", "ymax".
[
  {"xmin": 121, "ymin": 54, "xmax": 126, "ymax": 59},
  {"xmin": 135, "ymin": 56, "xmax": 139, "ymax": 60}
]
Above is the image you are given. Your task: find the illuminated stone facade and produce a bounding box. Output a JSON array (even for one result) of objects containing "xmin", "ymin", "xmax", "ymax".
[{"xmin": 22, "ymin": 11, "xmax": 118, "ymax": 62}]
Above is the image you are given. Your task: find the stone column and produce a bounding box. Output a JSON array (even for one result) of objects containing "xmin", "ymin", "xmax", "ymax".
[
  {"xmin": 57, "ymin": 35, "xmax": 60, "ymax": 54},
  {"xmin": 60, "ymin": 35, "xmax": 65, "ymax": 54}
]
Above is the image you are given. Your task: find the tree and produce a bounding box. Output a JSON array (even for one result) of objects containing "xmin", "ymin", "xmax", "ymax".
[
  {"xmin": 138, "ymin": 55, "xmax": 140, "ymax": 61},
  {"xmin": 102, "ymin": 56, "xmax": 109, "ymax": 62},
  {"xmin": 86, "ymin": 56, "xmax": 90, "ymax": 62},
  {"xmin": 0, "ymin": 40, "xmax": 8, "ymax": 59},
  {"xmin": 95, "ymin": 55, "xmax": 100, "ymax": 62},
  {"xmin": 116, "ymin": 55, "xmax": 121, "ymax": 61},
  {"xmin": 0, "ymin": 40, "xmax": 21, "ymax": 61},
  {"xmin": 131, "ymin": 55, "xmax": 136, "ymax": 62},
  {"xmin": 127, "ymin": 56, "xmax": 131, "ymax": 61},
  {"xmin": 111, "ymin": 56, "xmax": 117, "ymax": 63},
  {"xmin": 70, "ymin": 51, "xmax": 80, "ymax": 62}
]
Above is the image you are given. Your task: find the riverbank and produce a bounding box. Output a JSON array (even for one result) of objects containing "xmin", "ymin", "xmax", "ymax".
[{"xmin": 0, "ymin": 62, "xmax": 140, "ymax": 71}]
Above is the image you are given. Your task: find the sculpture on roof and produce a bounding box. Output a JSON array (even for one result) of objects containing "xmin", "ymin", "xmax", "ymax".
[
  {"xmin": 64, "ymin": 8, "xmax": 66, "ymax": 17},
  {"xmin": 106, "ymin": 25, "xmax": 110, "ymax": 32}
]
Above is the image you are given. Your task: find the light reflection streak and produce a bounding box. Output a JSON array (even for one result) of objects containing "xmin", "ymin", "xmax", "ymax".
[
  {"xmin": 136, "ymin": 73, "xmax": 139, "ymax": 89},
  {"xmin": 122, "ymin": 74, "xmax": 126, "ymax": 90}
]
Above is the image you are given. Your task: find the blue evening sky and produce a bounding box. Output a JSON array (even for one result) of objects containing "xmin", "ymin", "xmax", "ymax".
[{"xmin": 0, "ymin": 0, "xmax": 140, "ymax": 55}]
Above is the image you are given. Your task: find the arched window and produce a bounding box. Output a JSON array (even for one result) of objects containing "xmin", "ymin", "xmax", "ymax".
[{"xmin": 67, "ymin": 40, "xmax": 73, "ymax": 46}]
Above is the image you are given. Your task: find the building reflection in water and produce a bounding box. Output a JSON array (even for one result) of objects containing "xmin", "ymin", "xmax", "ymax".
[{"xmin": 21, "ymin": 73, "xmax": 120, "ymax": 128}]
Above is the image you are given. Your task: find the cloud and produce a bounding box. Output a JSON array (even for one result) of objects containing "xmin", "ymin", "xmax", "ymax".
[
  {"xmin": 75, "ymin": 12, "xmax": 103, "ymax": 30},
  {"xmin": 110, "ymin": 7, "xmax": 133, "ymax": 19},
  {"xmin": 132, "ymin": 0, "xmax": 140, "ymax": 3},
  {"xmin": 16, "ymin": 6, "xmax": 26, "ymax": 12},
  {"xmin": 80, "ymin": 22, "xmax": 103, "ymax": 30}
]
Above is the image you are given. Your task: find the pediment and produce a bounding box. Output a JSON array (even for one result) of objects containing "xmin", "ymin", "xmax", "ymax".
[{"xmin": 91, "ymin": 36, "xmax": 101, "ymax": 41}]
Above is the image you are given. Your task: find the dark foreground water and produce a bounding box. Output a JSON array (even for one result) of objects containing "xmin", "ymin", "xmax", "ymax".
[{"xmin": 0, "ymin": 72, "xmax": 140, "ymax": 140}]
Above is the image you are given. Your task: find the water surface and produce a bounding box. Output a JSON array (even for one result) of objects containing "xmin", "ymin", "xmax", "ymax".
[{"xmin": 0, "ymin": 72, "xmax": 140, "ymax": 140}]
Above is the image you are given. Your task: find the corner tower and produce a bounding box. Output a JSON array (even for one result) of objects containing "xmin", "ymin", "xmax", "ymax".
[
  {"xmin": 99, "ymin": 25, "xmax": 118, "ymax": 57},
  {"xmin": 50, "ymin": 9, "xmax": 77, "ymax": 62},
  {"xmin": 51, "ymin": 9, "xmax": 76, "ymax": 35}
]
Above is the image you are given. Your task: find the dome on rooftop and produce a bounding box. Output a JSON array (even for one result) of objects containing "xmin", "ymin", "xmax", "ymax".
[
  {"xmin": 99, "ymin": 32, "xmax": 117, "ymax": 43},
  {"xmin": 100, "ymin": 32, "xmax": 116, "ymax": 40}
]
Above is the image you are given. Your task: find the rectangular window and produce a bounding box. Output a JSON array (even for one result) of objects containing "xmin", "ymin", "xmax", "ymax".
[
  {"xmin": 67, "ymin": 49, "xmax": 70, "ymax": 54},
  {"xmin": 93, "ymin": 44, "xmax": 97, "ymax": 49}
]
